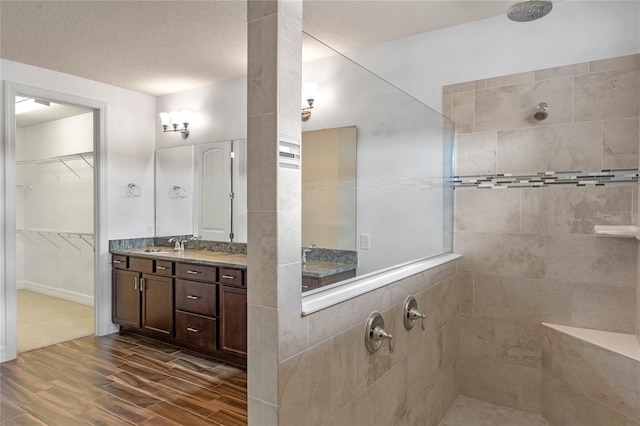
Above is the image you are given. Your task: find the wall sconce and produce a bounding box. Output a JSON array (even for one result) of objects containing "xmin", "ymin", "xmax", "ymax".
[
  {"xmin": 159, "ymin": 110, "xmax": 192, "ymax": 139},
  {"xmin": 301, "ymin": 82, "xmax": 318, "ymax": 121}
]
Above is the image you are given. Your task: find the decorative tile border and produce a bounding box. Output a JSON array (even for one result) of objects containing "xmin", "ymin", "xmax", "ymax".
[{"xmin": 455, "ymin": 169, "xmax": 639, "ymax": 189}]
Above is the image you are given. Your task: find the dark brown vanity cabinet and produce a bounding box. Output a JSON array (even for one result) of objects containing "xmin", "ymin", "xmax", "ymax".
[
  {"xmin": 174, "ymin": 263, "xmax": 218, "ymax": 352},
  {"xmin": 111, "ymin": 256, "xmax": 173, "ymax": 336},
  {"xmin": 111, "ymin": 254, "xmax": 247, "ymax": 365}
]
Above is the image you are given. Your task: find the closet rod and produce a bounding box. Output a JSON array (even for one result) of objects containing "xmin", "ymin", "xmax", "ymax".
[
  {"xmin": 16, "ymin": 229, "xmax": 94, "ymax": 250},
  {"xmin": 16, "ymin": 151, "xmax": 94, "ymax": 166}
]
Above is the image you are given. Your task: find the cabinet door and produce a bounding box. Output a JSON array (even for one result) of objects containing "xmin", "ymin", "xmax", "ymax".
[
  {"xmin": 141, "ymin": 274, "xmax": 174, "ymax": 335},
  {"xmin": 219, "ymin": 286, "xmax": 247, "ymax": 357},
  {"xmin": 112, "ymin": 270, "xmax": 141, "ymax": 328}
]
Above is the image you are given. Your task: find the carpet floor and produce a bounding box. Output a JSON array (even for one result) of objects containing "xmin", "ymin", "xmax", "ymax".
[{"xmin": 17, "ymin": 290, "xmax": 94, "ymax": 353}]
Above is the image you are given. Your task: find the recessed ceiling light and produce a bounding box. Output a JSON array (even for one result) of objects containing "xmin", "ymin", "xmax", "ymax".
[{"xmin": 15, "ymin": 98, "xmax": 50, "ymax": 115}]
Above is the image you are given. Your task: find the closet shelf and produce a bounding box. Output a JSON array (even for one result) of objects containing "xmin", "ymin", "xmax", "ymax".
[
  {"xmin": 17, "ymin": 228, "xmax": 94, "ymax": 251},
  {"xmin": 17, "ymin": 151, "xmax": 93, "ymax": 179},
  {"xmin": 593, "ymin": 225, "xmax": 640, "ymax": 240}
]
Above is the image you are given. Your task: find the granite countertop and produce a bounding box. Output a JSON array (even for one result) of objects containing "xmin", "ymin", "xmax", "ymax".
[
  {"xmin": 302, "ymin": 260, "xmax": 357, "ymax": 278},
  {"xmin": 111, "ymin": 247, "xmax": 357, "ymax": 278},
  {"xmin": 111, "ymin": 247, "xmax": 247, "ymax": 269}
]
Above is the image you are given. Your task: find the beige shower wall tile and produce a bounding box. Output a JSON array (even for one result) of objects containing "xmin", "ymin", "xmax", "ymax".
[
  {"xmin": 460, "ymin": 356, "xmax": 519, "ymax": 409},
  {"xmin": 452, "ymin": 91, "xmax": 474, "ymax": 134},
  {"xmin": 460, "ymin": 314, "xmax": 495, "ymax": 360},
  {"xmin": 521, "ymin": 186, "xmax": 634, "ymax": 234},
  {"xmin": 351, "ymin": 359, "xmax": 408, "ymax": 426},
  {"xmin": 474, "ymin": 274, "xmax": 572, "ymax": 324},
  {"xmin": 420, "ymin": 275, "xmax": 461, "ymax": 336},
  {"xmin": 455, "ymin": 232, "xmax": 545, "ymax": 278},
  {"xmin": 460, "ymin": 356, "xmax": 536, "ymax": 412},
  {"xmin": 455, "ymin": 131, "xmax": 497, "ymax": 176},
  {"xmin": 589, "ymin": 54, "xmax": 640, "ymax": 72},
  {"xmin": 572, "ymin": 283, "xmax": 637, "ymax": 333},
  {"xmin": 574, "ymin": 67, "xmax": 640, "ymax": 122},
  {"xmin": 545, "ymin": 234, "xmax": 637, "ymax": 287},
  {"xmin": 535, "ymin": 62, "xmax": 589, "ymax": 81},
  {"xmin": 455, "ymin": 188, "xmax": 520, "ymax": 233},
  {"xmin": 628, "ymin": 417, "xmax": 640, "ymax": 426},
  {"xmin": 542, "ymin": 326, "xmax": 640, "ymax": 420},
  {"xmin": 517, "ymin": 366, "xmax": 542, "ymax": 414},
  {"xmin": 541, "ymin": 373, "xmax": 628, "ymax": 426},
  {"xmin": 496, "ymin": 122, "xmax": 602, "ymax": 173},
  {"xmin": 460, "ymin": 272, "xmax": 474, "ymax": 315},
  {"xmin": 603, "ymin": 117, "xmax": 640, "ymax": 169},
  {"xmin": 475, "ymin": 77, "xmax": 573, "ymax": 132},
  {"xmin": 329, "ymin": 324, "xmax": 368, "ymax": 415},
  {"xmin": 486, "ymin": 71, "xmax": 535, "ymax": 89},
  {"xmin": 279, "ymin": 338, "xmax": 332, "ymax": 426},
  {"xmin": 444, "ymin": 79, "xmax": 486, "ymax": 94},
  {"xmin": 495, "ymin": 319, "xmax": 541, "ymax": 369}
]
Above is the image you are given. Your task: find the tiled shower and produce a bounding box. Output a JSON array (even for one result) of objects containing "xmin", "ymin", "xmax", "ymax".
[{"xmin": 445, "ymin": 53, "xmax": 640, "ymax": 425}]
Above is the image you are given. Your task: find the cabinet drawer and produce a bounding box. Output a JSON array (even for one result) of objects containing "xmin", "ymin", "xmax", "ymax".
[
  {"xmin": 175, "ymin": 279, "xmax": 217, "ymax": 316},
  {"xmin": 112, "ymin": 255, "xmax": 127, "ymax": 270},
  {"xmin": 175, "ymin": 263, "xmax": 217, "ymax": 283},
  {"xmin": 219, "ymin": 268, "xmax": 245, "ymax": 288},
  {"xmin": 129, "ymin": 257, "xmax": 154, "ymax": 274},
  {"xmin": 155, "ymin": 260, "xmax": 174, "ymax": 276},
  {"xmin": 175, "ymin": 311, "xmax": 217, "ymax": 351}
]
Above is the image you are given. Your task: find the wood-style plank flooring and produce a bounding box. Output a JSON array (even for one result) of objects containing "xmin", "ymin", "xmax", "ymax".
[{"xmin": 0, "ymin": 333, "xmax": 247, "ymax": 425}]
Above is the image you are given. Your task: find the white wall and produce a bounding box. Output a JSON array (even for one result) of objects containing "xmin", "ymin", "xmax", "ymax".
[
  {"xmin": 2, "ymin": 59, "xmax": 157, "ymax": 239},
  {"xmin": 346, "ymin": 1, "xmax": 640, "ymax": 112},
  {"xmin": 155, "ymin": 76, "xmax": 246, "ymax": 149}
]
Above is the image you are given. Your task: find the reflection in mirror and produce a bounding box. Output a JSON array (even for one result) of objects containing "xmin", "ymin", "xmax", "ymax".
[
  {"xmin": 300, "ymin": 32, "xmax": 454, "ymax": 294},
  {"xmin": 155, "ymin": 139, "xmax": 247, "ymax": 243},
  {"xmin": 302, "ymin": 126, "xmax": 357, "ymax": 251}
]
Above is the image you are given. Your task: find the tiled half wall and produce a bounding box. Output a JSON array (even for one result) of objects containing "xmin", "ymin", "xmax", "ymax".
[{"xmin": 444, "ymin": 54, "xmax": 640, "ymax": 415}]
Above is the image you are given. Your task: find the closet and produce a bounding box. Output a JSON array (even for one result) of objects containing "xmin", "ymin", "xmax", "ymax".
[{"xmin": 14, "ymin": 98, "xmax": 95, "ymax": 353}]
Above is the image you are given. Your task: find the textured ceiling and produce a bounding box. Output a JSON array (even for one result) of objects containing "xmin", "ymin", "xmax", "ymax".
[{"xmin": 0, "ymin": 0, "xmax": 511, "ymax": 96}]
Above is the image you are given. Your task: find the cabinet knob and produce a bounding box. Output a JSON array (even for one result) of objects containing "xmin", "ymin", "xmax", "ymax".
[
  {"xmin": 186, "ymin": 327, "xmax": 200, "ymax": 333},
  {"xmin": 157, "ymin": 266, "xmax": 166, "ymax": 270},
  {"xmin": 186, "ymin": 295, "xmax": 201, "ymax": 300},
  {"xmin": 186, "ymin": 270, "xmax": 200, "ymax": 275},
  {"xmin": 222, "ymin": 275, "xmax": 235, "ymax": 280}
]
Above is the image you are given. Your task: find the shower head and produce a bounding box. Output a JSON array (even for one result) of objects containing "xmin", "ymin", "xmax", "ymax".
[
  {"xmin": 507, "ymin": 0, "xmax": 553, "ymax": 22},
  {"xmin": 534, "ymin": 102, "xmax": 549, "ymax": 121}
]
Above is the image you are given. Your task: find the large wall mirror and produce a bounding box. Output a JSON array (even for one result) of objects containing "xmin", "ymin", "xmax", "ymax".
[{"xmin": 155, "ymin": 139, "xmax": 247, "ymax": 242}]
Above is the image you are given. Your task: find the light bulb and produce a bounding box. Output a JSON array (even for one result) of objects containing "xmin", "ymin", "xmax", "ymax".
[
  {"xmin": 180, "ymin": 110, "xmax": 192, "ymax": 124},
  {"xmin": 303, "ymin": 82, "xmax": 318, "ymax": 100},
  {"xmin": 169, "ymin": 111, "xmax": 182, "ymax": 127},
  {"xmin": 159, "ymin": 112, "xmax": 171, "ymax": 126}
]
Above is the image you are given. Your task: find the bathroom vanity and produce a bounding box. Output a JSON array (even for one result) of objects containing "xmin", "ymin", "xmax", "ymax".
[
  {"xmin": 111, "ymin": 245, "xmax": 355, "ymax": 366},
  {"xmin": 111, "ymin": 248, "xmax": 247, "ymax": 367}
]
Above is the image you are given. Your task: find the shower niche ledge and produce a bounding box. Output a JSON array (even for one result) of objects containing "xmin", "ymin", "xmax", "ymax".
[{"xmin": 593, "ymin": 225, "xmax": 640, "ymax": 240}]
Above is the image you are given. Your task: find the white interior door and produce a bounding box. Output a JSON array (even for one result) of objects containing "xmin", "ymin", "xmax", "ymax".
[{"xmin": 196, "ymin": 142, "xmax": 231, "ymax": 241}]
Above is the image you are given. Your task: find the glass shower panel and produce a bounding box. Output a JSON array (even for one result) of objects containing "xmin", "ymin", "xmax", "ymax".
[{"xmin": 301, "ymin": 33, "xmax": 454, "ymax": 291}]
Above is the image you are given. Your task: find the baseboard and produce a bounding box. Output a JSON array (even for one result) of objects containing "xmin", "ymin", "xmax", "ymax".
[
  {"xmin": 0, "ymin": 345, "xmax": 6, "ymax": 362},
  {"xmin": 19, "ymin": 281, "xmax": 94, "ymax": 306}
]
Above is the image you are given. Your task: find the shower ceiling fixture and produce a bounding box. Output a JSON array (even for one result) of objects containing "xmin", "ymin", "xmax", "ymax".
[{"xmin": 507, "ymin": 0, "xmax": 553, "ymax": 22}]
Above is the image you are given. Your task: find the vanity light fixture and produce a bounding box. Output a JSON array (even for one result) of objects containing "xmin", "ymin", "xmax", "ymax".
[
  {"xmin": 301, "ymin": 82, "xmax": 318, "ymax": 121},
  {"xmin": 159, "ymin": 110, "xmax": 192, "ymax": 139}
]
